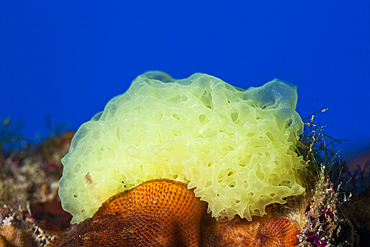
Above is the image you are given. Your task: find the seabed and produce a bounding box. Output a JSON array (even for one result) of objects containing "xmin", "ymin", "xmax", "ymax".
[{"xmin": 0, "ymin": 113, "xmax": 369, "ymax": 247}]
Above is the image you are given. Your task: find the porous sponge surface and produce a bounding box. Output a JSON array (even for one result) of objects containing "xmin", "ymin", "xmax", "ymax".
[{"xmin": 59, "ymin": 71, "xmax": 306, "ymax": 224}]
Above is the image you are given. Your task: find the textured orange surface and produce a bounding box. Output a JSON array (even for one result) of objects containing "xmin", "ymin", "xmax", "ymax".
[
  {"xmin": 52, "ymin": 179, "xmax": 207, "ymax": 246},
  {"xmin": 51, "ymin": 179, "xmax": 300, "ymax": 247}
]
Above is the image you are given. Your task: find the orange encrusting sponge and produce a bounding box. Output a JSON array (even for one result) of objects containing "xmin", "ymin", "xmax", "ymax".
[{"xmin": 52, "ymin": 179, "xmax": 207, "ymax": 246}]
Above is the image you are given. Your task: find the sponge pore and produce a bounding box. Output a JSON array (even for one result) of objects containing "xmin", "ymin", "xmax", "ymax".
[{"xmin": 59, "ymin": 71, "xmax": 306, "ymax": 224}]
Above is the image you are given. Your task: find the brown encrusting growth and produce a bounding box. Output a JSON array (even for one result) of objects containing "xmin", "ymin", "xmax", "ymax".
[
  {"xmin": 30, "ymin": 198, "xmax": 72, "ymax": 232},
  {"xmin": 51, "ymin": 179, "xmax": 207, "ymax": 247},
  {"xmin": 202, "ymin": 215, "xmax": 299, "ymax": 247}
]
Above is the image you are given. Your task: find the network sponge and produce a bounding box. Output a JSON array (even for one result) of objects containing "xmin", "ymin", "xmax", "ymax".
[{"xmin": 59, "ymin": 71, "xmax": 306, "ymax": 224}]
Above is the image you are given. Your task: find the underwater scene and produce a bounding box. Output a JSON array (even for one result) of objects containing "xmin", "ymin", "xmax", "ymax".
[{"xmin": 1, "ymin": 1, "xmax": 369, "ymax": 246}]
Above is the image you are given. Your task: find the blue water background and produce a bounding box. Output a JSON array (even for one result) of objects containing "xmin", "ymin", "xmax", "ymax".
[{"xmin": 1, "ymin": 1, "xmax": 369, "ymax": 155}]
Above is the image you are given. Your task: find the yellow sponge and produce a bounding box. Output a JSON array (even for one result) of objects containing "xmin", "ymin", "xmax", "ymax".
[{"xmin": 59, "ymin": 71, "xmax": 306, "ymax": 224}]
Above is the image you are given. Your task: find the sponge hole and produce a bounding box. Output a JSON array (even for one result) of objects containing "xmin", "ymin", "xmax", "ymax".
[
  {"xmin": 217, "ymin": 169, "xmax": 236, "ymax": 183},
  {"xmin": 230, "ymin": 112, "xmax": 239, "ymax": 122},
  {"xmin": 172, "ymin": 113, "xmax": 185, "ymax": 121},
  {"xmin": 200, "ymin": 90, "xmax": 213, "ymax": 109},
  {"xmin": 172, "ymin": 114, "xmax": 180, "ymax": 120},
  {"xmin": 268, "ymin": 174, "xmax": 279, "ymax": 186},
  {"xmin": 205, "ymin": 180, "xmax": 212, "ymax": 188},
  {"xmin": 266, "ymin": 132, "xmax": 276, "ymax": 142},
  {"xmin": 255, "ymin": 163, "xmax": 265, "ymax": 180},
  {"xmin": 222, "ymin": 146, "xmax": 235, "ymax": 152},
  {"xmin": 168, "ymin": 95, "xmax": 180, "ymax": 103},
  {"xmin": 253, "ymin": 209, "xmax": 261, "ymax": 215},
  {"xmin": 228, "ymin": 181, "xmax": 236, "ymax": 188},
  {"xmin": 238, "ymin": 155, "xmax": 251, "ymax": 168},
  {"xmin": 199, "ymin": 114, "xmax": 210, "ymax": 124},
  {"xmin": 170, "ymin": 130, "xmax": 182, "ymax": 137},
  {"xmin": 151, "ymin": 110, "xmax": 163, "ymax": 121},
  {"xmin": 279, "ymin": 180, "xmax": 292, "ymax": 188},
  {"xmin": 285, "ymin": 119, "xmax": 293, "ymax": 128},
  {"xmin": 244, "ymin": 180, "xmax": 249, "ymax": 188},
  {"xmin": 73, "ymin": 163, "xmax": 81, "ymax": 173},
  {"xmin": 227, "ymin": 170, "xmax": 236, "ymax": 176},
  {"xmin": 167, "ymin": 95, "xmax": 188, "ymax": 103}
]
